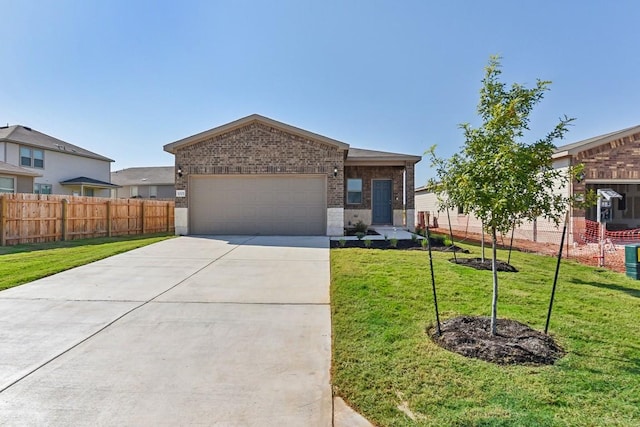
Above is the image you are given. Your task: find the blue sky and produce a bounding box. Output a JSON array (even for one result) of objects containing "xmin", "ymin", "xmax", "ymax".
[{"xmin": 2, "ymin": 1, "xmax": 639, "ymax": 186}]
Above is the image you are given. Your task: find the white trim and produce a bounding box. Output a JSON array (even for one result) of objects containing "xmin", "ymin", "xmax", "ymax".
[{"xmin": 0, "ymin": 175, "xmax": 15, "ymax": 193}]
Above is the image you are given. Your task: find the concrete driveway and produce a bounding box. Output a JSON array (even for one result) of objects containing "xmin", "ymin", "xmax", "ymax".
[{"xmin": 0, "ymin": 236, "xmax": 331, "ymax": 426}]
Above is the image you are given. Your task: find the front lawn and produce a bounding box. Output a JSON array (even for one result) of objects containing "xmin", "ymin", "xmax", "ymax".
[
  {"xmin": 331, "ymin": 244, "xmax": 640, "ymax": 426},
  {"xmin": 0, "ymin": 234, "xmax": 174, "ymax": 291}
]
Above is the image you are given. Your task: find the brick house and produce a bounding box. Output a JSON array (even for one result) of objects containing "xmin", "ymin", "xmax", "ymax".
[
  {"xmin": 163, "ymin": 114, "xmax": 421, "ymax": 236},
  {"xmin": 415, "ymin": 124, "xmax": 640, "ymax": 243}
]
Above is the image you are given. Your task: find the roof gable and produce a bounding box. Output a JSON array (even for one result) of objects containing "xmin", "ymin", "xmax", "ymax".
[
  {"xmin": 163, "ymin": 114, "xmax": 350, "ymax": 154},
  {"xmin": 0, "ymin": 125, "xmax": 114, "ymax": 162},
  {"xmin": 553, "ymin": 124, "xmax": 640, "ymax": 158}
]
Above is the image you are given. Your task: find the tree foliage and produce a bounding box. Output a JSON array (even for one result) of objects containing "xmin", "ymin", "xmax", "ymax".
[{"xmin": 427, "ymin": 56, "xmax": 582, "ymax": 335}]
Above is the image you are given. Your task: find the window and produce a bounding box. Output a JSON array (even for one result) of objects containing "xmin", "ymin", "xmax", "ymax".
[
  {"xmin": 34, "ymin": 183, "xmax": 52, "ymax": 194},
  {"xmin": 347, "ymin": 179, "xmax": 362, "ymax": 204},
  {"xmin": 84, "ymin": 188, "xmax": 94, "ymax": 197},
  {"xmin": 20, "ymin": 146, "xmax": 44, "ymax": 168},
  {"xmin": 130, "ymin": 186, "xmax": 139, "ymax": 198},
  {"xmin": 0, "ymin": 177, "xmax": 15, "ymax": 193},
  {"xmin": 149, "ymin": 185, "xmax": 157, "ymax": 198}
]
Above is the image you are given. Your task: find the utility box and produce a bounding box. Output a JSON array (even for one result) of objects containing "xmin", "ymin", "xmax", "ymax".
[{"xmin": 624, "ymin": 244, "xmax": 640, "ymax": 279}]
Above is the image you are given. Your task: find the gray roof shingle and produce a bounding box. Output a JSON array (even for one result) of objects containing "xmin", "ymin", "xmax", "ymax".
[
  {"xmin": 110, "ymin": 166, "xmax": 175, "ymax": 186},
  {"xmin": 0, "ymin": 125, "xmax": 114, "ymax": 162},
  {"xmin": 554, "ymin": 124, "xmax": 640, "ymax": 156},
  {"xmin": 0, "ymin": 161, "xmax": 42, "ymax": 177}
]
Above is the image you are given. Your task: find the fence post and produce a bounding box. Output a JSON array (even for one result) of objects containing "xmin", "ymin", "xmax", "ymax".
[
  {"xmin": 107, "ymin": 200, "xmax": 112, "ymax": 237},
  {"xmin": 141, "ymin": 201, "xmax": 146, "ymax": 235},
  {"xmin": 0, "ymin": 195, "xmax": 6, "ymax": 246},
  {"xmin": 61, "ymin": 199, "xmax": 68, "ymax": 241},
  {"xmin": 166, "ymin": 202, "xmax": 171, "ymax": 233}
]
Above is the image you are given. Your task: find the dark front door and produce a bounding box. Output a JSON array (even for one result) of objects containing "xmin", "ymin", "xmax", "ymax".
[{"xmin": 372, "ymin": 180, "xmax": 392, "ymax": 224}]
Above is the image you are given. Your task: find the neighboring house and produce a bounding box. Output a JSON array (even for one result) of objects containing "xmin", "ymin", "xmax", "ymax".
[
  {"xmin": 111, "ymin": 166, "xmax": 175, "ymax": 199},
  {"xmin": 0, "ymin": 125, "xmax": 116, "ymax": 196},
  {"xmin": 415, "ymin": 124, "xmax": 640, "ymax": 243},
  {"xmin": 0, "ymin": 161, "xmax": 41, "ymax": 194},
  {"xmin": 163, "ymin": 114, "xmax": 421, "ymax": 236}
]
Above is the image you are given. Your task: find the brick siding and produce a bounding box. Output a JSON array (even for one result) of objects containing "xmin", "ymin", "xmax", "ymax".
[
  {"xmin": 570, "ymin": 132, "xmax": 640, "ymax": 218},
  {"xmin": 344, "ymin": 165, "xmax": 406, "ymax": 210},
  {"xmin": 174, "ymin": 122, "xmax": 345, "ymax": 208}
]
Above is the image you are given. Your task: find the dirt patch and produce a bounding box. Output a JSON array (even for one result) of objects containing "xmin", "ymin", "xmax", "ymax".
[
  {"xmin": 429, "ymin": 316, "xmax": 564, "ymax": 365},
  {"xmin": 332, "ymin": 239, "xmax": 469, "ymax": 252},
  {"xmin": 344, "ymin": 229, "xmax": 380, "ymax": 237},
  {"xmin": 449, "ymin": 257, "xmax": 518, "ymax": 272}
]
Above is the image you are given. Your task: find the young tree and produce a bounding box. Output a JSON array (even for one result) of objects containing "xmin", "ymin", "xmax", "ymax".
[{"xmin": 428, "ymin": 56, "xmax": 579, "ymax": 335}]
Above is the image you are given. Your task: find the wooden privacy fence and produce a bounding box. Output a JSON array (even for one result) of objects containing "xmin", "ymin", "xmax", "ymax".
[{"xmin": 0, "ymin": 194, "xmax": 175, "ymax": 246}]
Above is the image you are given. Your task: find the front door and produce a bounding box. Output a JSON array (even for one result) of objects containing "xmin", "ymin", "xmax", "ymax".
[{"xmin": 372, "ymin": 180, "xmax": 392, "ymax": 224}]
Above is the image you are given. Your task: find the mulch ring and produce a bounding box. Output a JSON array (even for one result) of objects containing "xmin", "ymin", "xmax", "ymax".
[
  {"xmin": 449, "ymin": 257, "xmax": 518, "ymax": 272},
  {"xmin": 429, "ymin": 316, "xmax": 565, "ymax": 366},
  {"xmin": 331, "ymin": 239, "xmax": 469, "ymax": 252}
]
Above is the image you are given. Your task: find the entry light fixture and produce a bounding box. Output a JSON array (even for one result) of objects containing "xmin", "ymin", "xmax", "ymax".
[
  {"xmin": 177, "ymin": 166, "xmax": 183, "ymax": 178},
  {"xmin": 333, "ymin": 166, "xmax": 338, "ymax": 177}
]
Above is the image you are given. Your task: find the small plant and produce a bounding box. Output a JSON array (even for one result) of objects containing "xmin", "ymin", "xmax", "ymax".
[
  {"xmin": 421, "ymin": 238, "xmax": 428, "ymax": 249},
  {"xmin": 390, "ymin": 238, "xmax": 398, "ymax": 248},
  {"xmin": 364, "ymin": 239, "xmax": 372, "ymax": 248},
  {"xmin": 383, "ymin": 234, "xmax": 388, "ymax": 241},
  {"xmin": 338, "ymin": 239, "xmax": 346, "ymax": 248},
  {"xmin": 415, "ymin": 225, "xmax": 424, "ymax": 235},
  {"xmin": 411, "ymin": 234, "xmax": 418, "ymax": 243},
  {"xmin": 356, "ymin": 232, "xmax": 365, "ymax": 240},
  {"xmin": 354, "ymin": 220, "xmax": 368, "ymax": 233}
]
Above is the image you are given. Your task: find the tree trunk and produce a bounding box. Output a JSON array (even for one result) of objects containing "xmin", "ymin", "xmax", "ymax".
[
  {"xmin": 490, "ymin": 226, "xmax": 498, "ymax": 336},
  {"xmin": 481, "ymin": 221, "xmax": 485, "ymax": 262}
]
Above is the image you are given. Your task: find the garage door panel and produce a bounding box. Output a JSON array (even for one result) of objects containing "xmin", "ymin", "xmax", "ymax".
[{"xmin": 190, "ymin": 175, "xmax": 326, "ymax": 235}]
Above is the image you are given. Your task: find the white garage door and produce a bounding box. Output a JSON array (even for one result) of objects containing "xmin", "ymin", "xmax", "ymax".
[{"xmin": 190, "ymin": 175, "xmax": 327, "ymax": 235}]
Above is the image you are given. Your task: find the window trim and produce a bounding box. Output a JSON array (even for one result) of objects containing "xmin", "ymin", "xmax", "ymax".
[
  {"xmin": 20, "ymin": 146, "xmax": 45, "ymax": 169},
  {"xmin": 149, "ymin": 185, "xmax": 158, "ymax": 198},
  {"xmin": 130, "ymin": 186, "xmax": 139, "ymax": 198},
  {"xmin": 34, "ymin": 183, "xmax": 52, "ymax": 195},
  {"xmin": 0, "ymin": 175, "xmax": 16, "ymax": 194},
  {"xmin": 347, "ymin": 178, "xmax": 363, "ymax": 204}
]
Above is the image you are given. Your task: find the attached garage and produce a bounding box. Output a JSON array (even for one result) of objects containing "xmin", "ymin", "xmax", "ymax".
[
  {"xmin": 190, "ymin": 175, "xmax": 327, "ymax": 235},
  {"xmin": 164, "ymin": 114, "xmax": 421, "ymax": 236}
]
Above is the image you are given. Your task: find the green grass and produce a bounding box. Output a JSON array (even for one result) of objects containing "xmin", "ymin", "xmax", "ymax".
[
  {"xmin": 0, "ymin": 234, "xmax": 174, "ymax": 291},
  {"xmin": 331, "ymin": 243, "xmax": 640, "ymax": 426}
]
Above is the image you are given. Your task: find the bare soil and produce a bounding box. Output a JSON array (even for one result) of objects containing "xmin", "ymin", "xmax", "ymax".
[
  {"xmin": 331, "ymin": 238, "xmax": 469, "ymax": 252},
  {"xmin": 432, "ymin": 227, "xmax": 627, "ymax": 273},
  {"xmin": 449, "ymin": 257, "xmax": 518, "ymax": 272},
  {"xmin": 429, "ymin": 316, "xmax": 565, "ymax": 365}
]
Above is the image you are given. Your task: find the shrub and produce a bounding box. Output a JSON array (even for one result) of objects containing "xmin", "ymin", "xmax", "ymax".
[
  {"xmin": 354, "ymin": 220, "xmax": 368, "ymax": 233},
  {"xmin": 421, "ymin": 238, "xmax": 428, "ymax": 249},
  {"xmin": 338, "ymin": 239, "xmax": 346, "ymax": 248},
  {"xmin": 356, "ymin": 232, "xmax": 365, "ymax": 240},
  {"xmin": 390, "ymin": 238, "xmax": 398, "ymax": 248},
  {"xmin": 364, "ymin": 239, "xmax": 372, "ymax": 248},
  {"xmin": 411, "ymin": 234, "xmax": 418, "ymax": 242}
]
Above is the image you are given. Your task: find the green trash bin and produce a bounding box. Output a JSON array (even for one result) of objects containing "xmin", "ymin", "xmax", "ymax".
[{"xmin": 624, "ymin": 244, "xmax": 640, "ymax": 279}]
